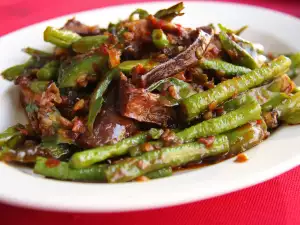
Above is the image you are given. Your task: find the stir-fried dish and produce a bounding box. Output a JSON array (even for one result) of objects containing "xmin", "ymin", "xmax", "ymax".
[{"xmin": 1, "ymin": 2, "xmax": 300, "ymax": 183}]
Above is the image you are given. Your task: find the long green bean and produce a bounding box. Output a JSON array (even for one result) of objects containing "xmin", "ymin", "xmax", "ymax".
[
  {"xmin": 106, "ymin": 135, "xmax": 229, "ymax": 183},
  {"xmin": 34, "ymin": 157, "xmax": 108, "ymax": 181},
  {"xmin": 181, "ymin": 56, "xmax": 291, "ymax": 121},
  {"xmin": 69, "ymin": 132, "xmax": 149, "ymax": 168}
]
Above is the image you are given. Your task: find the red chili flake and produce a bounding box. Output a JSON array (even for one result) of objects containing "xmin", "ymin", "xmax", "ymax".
[
  {"xmin": 208, "ymin": 101, "xmax": 217, "ymax": 111},
  {"xmin": 131, "ymin": 64, "xmax": 147, "ymax": 85},
  {"xmin": 148, "ymin": 15, "xmax": 156, "ymax": 25},
  {"xmin": 134, "ymin": 64, "xmax": 146, "ymax": 75},
  {"xmin": 215, "ymin": 107, "xmax": 224, "ymax": 116},
  {"xmin": 17, "ymin": 128, "xmax": 29, "ymax": 136},
  {"xmin": 73, "ymin": 99, "xmax": 85, "ymax": 112},
  {"xmin": 108, "ymin": 48, "xmax": 121, "ymax": 68},
  {"xmin": 135, "ymin": 176, "xmax": 150, "ymax": 182},
  {"xmin": 198, "ymin": 136, "xmax": 215, "ymax": 148},
  {"xmin": 175, "ymin": 24, "xmax": 183, "ymax": 35},
  {"xmin": 234, "ymin": 153, "xmax": 249, "ymax": 163},
  {"xmin": 175, "ymin": 23, "xmax": 182, "ymax": 29},
  {"xmin": 256, "ymin": 119, "xmax": 263, "ymax": 125},
  {"xmin": 45, "ymin": 158, "xmax": 60, "ymax": 168},
  {"xmin": 99, "ymin": 44, "xmax": 109, "ymax": 55},
  {"xmin": 142, "ymin": 142, "xmax": 154, "ymax": 152},
  {"xmin": 157, "ymin": 20, "xmax": 165, "ymax": 29},
  {"xmin": 173, "ymin": 71, "xmax": 186, "ymax": 81}
]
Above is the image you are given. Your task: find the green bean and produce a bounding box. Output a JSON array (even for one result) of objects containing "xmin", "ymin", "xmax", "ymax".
[
  {"xmin": 275, "ymin": 92, "xmax": 300, "ymax": 124},
  {"xmin": 226, "ymin": 120, "xmax": 267, "ymax": 155},
  {"xmin": 87, "ymin": 69, "xmax": 119, "ymax": 132},
  {"xmin": 6, "ymin": 134, "xmax": 25, "ymax": 149},
  {"xmin": 131, "ymin": 101, "xmax": 260, "ymax": 156},
  {"xmin": 0, "ymin": 124, "xmax": 23, "ymax": 147},
  {"xmin": 44, "ymin": 26, "xmax": 81, "ymax": 48},
  {"xmin": 34, "ymin": 157, "xmax": 108, "ymax": 181},
  {"xmin": 293, "ymin": 86, "xmax": 300, "ymax": 93},
  {"xmin": 23, "ymin": 47, "xmax": 53, "ymax": 58},
  {"xmin": 148, "ymin": 128, "xmax": 164, "ymax": 140},
  {"xmin": 218, "ymin": 23, "xmax": 248, "ymax": 36},
  {"xmin": 36, "ymin": 60, "xmax": 59, "ymax": 81},
  {"xmin": 69, "ymin": 132, "xmax": 149, "ymax": 168},
  {"xmin": 266, "ymin": 74, "xmax": 295, "ymax": 93},
  {"xmin": 154, "ymin": 2, "xmax": 184, "ymax": 21},
  {"xmin": 152, "ymin": 29, "xmax": 170, "ymax": 49},
  {"xmin": 39, "ymin": 141, "xmax": 70, "ymax": 159},
  {"xmin": 106, "ymin": 135, "xmax": 229, "ymax": 183},
  {"xmin": 129, "ymin": 141, "xmax": 163, "ymax": 157},
  {"xmin": 177, "ymin": 101, "xmax": 261, "ymax": 141},
  {"xmin": 287, "ymin": 52, "xmax": 300, "ymax": 79},
  {"xmin": 261, "ymin": 93, "xmax": 289, "ymax": 112},
  {"xmin": 1, "ymin": 57, "xmax": 37, "ymax": 81},
  {"xmin": 29, "ymin": 81, "xmax": 49, "ymax": 93},
  {"xmin": 198, "ymin": 58, "xmax": 251, "ymax": 77},
  {"xmin": 223, "ymin": 74, "xmax": 294, "ymax": 112},
  {"xmin": 118, "ymin": 59, "xmax": 158, "ymax": 74},
  {"xmin": 72, "ymin": 35, "xmax": 109, "ymax": 53},
  {"xmin": 181, "ymin": 56, "xmax": 291, "ymax": 121},
  {"xmin": 219, "ymin": 31, "xmax": 259, "ymax": 69},
  {"xmin": 146, "ymin": 167, "xmax": 172, "ymax": 179},
  {"xmin": 58, "ymin": 54, "xmax": 108, "ymax": 88},
  {"xmin": 1, "ymin": 64, "xmax": 27, "ymax": 80},
  {"xmin": 25, "ymin": 103, "xmax": 39, "ymax": 114},
  {"xmin": 129, "ymin": 9, "xmax": 149, "ymax": 21},
  {"xmin": 147, "ymin": 77, "xmax": 196, "ymax": 106}
]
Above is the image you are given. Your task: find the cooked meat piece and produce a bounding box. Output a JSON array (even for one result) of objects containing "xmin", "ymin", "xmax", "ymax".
[
  {"xmin": 63, "ymin": 18, "xmax": 101, "ymax": 36},
  {"xmin": 76, "ymin": 106, "xmax": 138, "ymax": 148},
  {"xmin": 119, "ymin": 76, "xmax": 175, "ymax": 126},
  {"xmin": 20, "ymin": 82, "xmax": 62, "ymax": 136},
  {"xmin": 76, "ymin": 85, "xmax": 138, "ymax": 148},
  {"xmin": 139, "ymin": 30, "xmax": 212, "ymax": 87},
  {"xmin": 122, "ymin": 19, "xmax": 155, "ymax": 60}
]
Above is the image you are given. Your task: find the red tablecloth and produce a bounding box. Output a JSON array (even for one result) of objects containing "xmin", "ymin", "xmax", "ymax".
[{"xmin": 0, "ymin": 0, "xmax": 300, "ymax": 224}]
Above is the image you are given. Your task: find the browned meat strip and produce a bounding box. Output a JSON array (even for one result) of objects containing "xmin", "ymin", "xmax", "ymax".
[
  {"xmin": 76, "ymin": 85, "xmax": 138, "ymax": 148},
  {"xmin": 139, "ymin": 30, "xmax": 212, "ymax": 87},
  {"xmin": 63, "ymin": 18, "xmax": 101, "ymax": 36},
  {"xmin": 119, "ymin": 76, "xmax": 175, "ymax": 126},
  {"xmin": 76, "ymin": 106, "xmax": 138, "ymax": 148}
]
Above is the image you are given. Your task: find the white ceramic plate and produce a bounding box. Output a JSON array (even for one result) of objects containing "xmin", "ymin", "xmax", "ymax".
[{"xmin": 0, "ymin": 1, "xmax": 300, "ymax": 212}]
